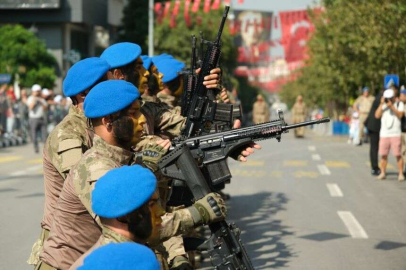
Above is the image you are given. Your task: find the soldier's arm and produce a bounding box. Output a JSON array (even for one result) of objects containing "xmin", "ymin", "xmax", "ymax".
[
  {"xmin": 73, "ymin": 160, "xmax": 111, "ymax": 227},
  {"xmin": 153, "ymin": 103, "xmax": 186, "ymax": 138}
]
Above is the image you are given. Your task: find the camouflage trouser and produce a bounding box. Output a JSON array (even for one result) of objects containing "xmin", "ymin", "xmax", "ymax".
[
  {"xmin": 27, "ymin": 228, "xmax": 49, "ymax": 266},
  {"xmin": 34, "ymin": 260, "xmax": 57, "ymax": 270}
]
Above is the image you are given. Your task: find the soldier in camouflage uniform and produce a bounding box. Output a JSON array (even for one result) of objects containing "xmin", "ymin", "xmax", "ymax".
[
  {"xmin": 70, "ymin": 165, "xmax": 225, "ymax": 270},
  {"xmin": 140, "ymin": 55, "xmax": 164, "ymax": 104},
  {"xmin": 39, "ymin": 81, "xmax": 227, "ymax": 270},
  {"xmin": 252, "ymin": 94, "xmax": 270, "ymax": 124},
  {"xmin": 27, "ymin": 58, "xmax": 110, "ymax": 266}
]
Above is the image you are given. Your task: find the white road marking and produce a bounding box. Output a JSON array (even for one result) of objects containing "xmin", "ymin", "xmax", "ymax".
[
  {"xmin": 338, "ymin": 211, "xmax": 368, "ymax": 239},
  {"xmin": 317, "ymin": 164, "xmax": 331, "ymax": 175},
  {"xmin": 2, "ymin": 165, "xmax": 43, "ymax": 179},
  {"xmin": 326, "ymin": 183, "xmax": 343, "ymax": 197},
  {"xmin": 312, "ymin": 154, "xmax": 321, "ymax": 161},
  {"xmin": 308, "ymin": 145, "xmax": 316, "ymax": 151}
]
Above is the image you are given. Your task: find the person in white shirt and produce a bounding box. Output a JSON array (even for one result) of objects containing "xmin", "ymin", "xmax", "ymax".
[
  {"xmin": 375, "ymin": 89, "xmax": 405, "ymax": 181},
  {"xmin": 27, "ymin": 84, "xmax": 48, "ymax": 153}
]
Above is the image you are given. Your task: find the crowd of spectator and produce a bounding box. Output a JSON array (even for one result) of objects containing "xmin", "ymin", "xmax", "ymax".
[{"xmin": 0, "ymin": 83, "xmax": 71, "ymax": 152}]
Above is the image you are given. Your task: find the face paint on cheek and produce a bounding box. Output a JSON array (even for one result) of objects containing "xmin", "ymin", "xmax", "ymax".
[
  {"xmin": 131, "ymin": 114, "xmax": 146, "ymax": 145},
  {"xmin": 146, "ymin": 202, "xmax": 165, "ymax": 245}
]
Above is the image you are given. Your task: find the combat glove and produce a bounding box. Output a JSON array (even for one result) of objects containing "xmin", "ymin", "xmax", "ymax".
[
  {"xmin": 188, "ymin": 192, "xmax": 227, "ymax": 226},
  {"xmin": 170, "ymin": 256, "xmax": 194, "ymax": 270},
  {"xmin": 141, "ymin": 143, "xmax": 168, "ymax": 172}
]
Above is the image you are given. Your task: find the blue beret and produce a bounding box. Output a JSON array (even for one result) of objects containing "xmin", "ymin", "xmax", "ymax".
[
  {"xmin": 79, "ymin": 243, "xmax": 160, "ymax": 270},
  {"xmin": 92, "ymin": 165, "xmax": 157, "ymax": 218},
  {"xmin": 155, "ymin": 59, "xmax": 186, "ymax": 83},
  {"xmin": 362, "ymin": 87, "xmax": 369, "ymax": 92},
  {"xmin": 401, "ymin": 90, "xmax": 406, "ymax": 95},
  {"xmin": 141, "ymin": 55, "xmax": 152, "ymax": 70},
  {"xmin": 63, "ymin": 57, "xmax": 110, "ymax": 97},
  {"xmin": 84, "ymin": 80, "xmax": 140, "ymax": 118},
  {"xmin": 151, "ymin": 54, "xmax": 174, "ymax": 65},
  {"xmin": 100, "ymin": 42, "xmax": 142, "ymax": 69}
]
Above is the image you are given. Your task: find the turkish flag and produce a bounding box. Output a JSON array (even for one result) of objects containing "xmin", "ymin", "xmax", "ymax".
[
  {"xmin": 212, "ymin": 0, "xmax": 221, "ymax": 10},
  {"xmin": 184, "ymin": 0, "xmax": 192, "ymax": 27},
  {"xmin": 192, "ymin": 0, "xmax": 200, "ymax": 13},
  {"xmin": 204, "ymin": 0, "xmax": 211, "ymax": 13},
  {"xmin": 163, "ymin": 1, "xmax": 171, "ymax": 18},
  {"xmin": 170, "ymin": 0, "xmax": 181, "ymax": 28},
  {"xmin": 154, "ymin": 3, "xmax": 163, "ymax": 24},
  {"xmin": 224, "ymin": 0, "xmax": 231, "ymax": 4}
]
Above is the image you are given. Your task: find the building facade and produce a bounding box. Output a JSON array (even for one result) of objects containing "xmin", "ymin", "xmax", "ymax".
[{"xmin": 0, "ymin": 0, "xmax": 125, "ymax": 93}]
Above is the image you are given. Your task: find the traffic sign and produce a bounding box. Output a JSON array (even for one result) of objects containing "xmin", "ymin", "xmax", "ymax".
[
  {"xmin": 0, "ymin": 74, "xmax": 11, "ymax": 84},
  {"xmin": 384, "ymin": 74, "xmax": 399, "ymax": 88}
]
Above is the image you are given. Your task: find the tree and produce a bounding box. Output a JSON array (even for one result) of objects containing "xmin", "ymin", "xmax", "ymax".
[
  {"xmin": 280, "ymin": 0, "xmax": 406, "ymax": 117},
  {"xmin": 118, "ymin": 0, "xmax": 166, "ymax": 53},
  {"xmin": 154, "ymin": 2, "xmax": 238, "ymax": 74},
  {"xmin": 0, "ymin": 24, "xmax": 57, "ymax": 89}
]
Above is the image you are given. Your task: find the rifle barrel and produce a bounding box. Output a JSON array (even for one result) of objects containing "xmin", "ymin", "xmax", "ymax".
[
  {"xmin": 215, "ymin": 6, "xmax": 230, "ymax": 44},
  {"xmin": 284, "ymin": 117, "xmax": 330, "ymax": 131}
]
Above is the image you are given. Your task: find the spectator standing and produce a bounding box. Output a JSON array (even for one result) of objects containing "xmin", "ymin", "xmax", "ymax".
[
  {"xmin": 399, "ymin": 89, "xmax": 406, "ymax": 172},
  {"xmin": 353, "ymin": 87, "xmax": 375, "ymax": 145},
  {"xmin": 252, "ymin": 94, "xmax": 270, "ymax": 124},
  {"xmin": 348, "ymin": 112, "xmax": 360, "ymax": 145},
  {"xmin": 27, "ymin": 84, "xmax": 47, "ymax": 153},
  {"xmin": 292, "ymin": 95, "xmax": 307, "ymax": 137},
  {"xmin": 365, "ymin": 91, "xmax": 383, "ymax": 175},
  {"xmin": 375, "ymin": 89, "xmax": 405, "ymax": 181}
]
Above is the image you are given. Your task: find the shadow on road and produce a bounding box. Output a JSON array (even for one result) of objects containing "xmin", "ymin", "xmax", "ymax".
[{"xmin": 199, "ymin": 192, "xmax": 295, "ymax": 269}]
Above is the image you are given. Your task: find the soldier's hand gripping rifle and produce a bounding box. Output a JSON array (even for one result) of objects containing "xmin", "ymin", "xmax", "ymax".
[
  {"xmin": 158, "ymin": 113, "xmax": 330, "ymax": 269},
  {"xmin": 182, "ymin": 6, "xmax": 234, "ymax": 138},
  {"xmin": 163, "ymin": 111, "xmax": 331, "ymax": 192}
]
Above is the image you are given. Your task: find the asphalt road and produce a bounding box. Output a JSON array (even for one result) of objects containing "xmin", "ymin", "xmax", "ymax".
[{"xmin": 1, "ymin": 131, "xmax": 406, "ymax": 270}]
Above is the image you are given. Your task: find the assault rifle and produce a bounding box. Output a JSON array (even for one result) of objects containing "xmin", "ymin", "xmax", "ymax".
[
  {"xmin": 180, "ymin": 35, "xmax": 198, "ymax": 117},
  {"xmin": 182, "ymin": 6, "xmax": 234, "ymax": 138},
  {"xmin": 158, "ymin": 112, "xmax": 330, "ymax": 269}
]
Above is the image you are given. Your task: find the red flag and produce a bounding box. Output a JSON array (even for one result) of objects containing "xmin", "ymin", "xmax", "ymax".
[
  {"xmin": 223, "ymin": 0, "xmax": 231, "ymax": 4},
  {"xmin": 170, "ymin": 0, "xmax": 181, "ymax": 28},
  {"xmin": 184, "ymin": 0, "xmax": 192, "ymax": 27},
  {"xmin": 192, "ymin": 0, "xmax": 200, "ymax": 13},
  {"xmin": 212, "ymin": 0, "xmax": 221, "ymax": 10},
  {"xmin": 163, "ymin": 1, "xmax": 171, "ymax": 18},
  {"xmin": 204, "ymin": 0, "xmax": 211, "ymax": 13},
  {"xmin": 238, "ymin": 0, "xmax": 244, "ymax": 3}
]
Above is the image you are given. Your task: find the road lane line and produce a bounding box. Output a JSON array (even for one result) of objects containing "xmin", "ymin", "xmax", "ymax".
[
  {"xmin": 283, "ymin": 160, "xmax": 308, "ymax": 167},
  {"xmin": 317, "ymin": 164, "xmax": 331, "ymax": 175},
  {"xmin": 308, "ymin": 146, "xmax": 316, "ymax": 151},
  {"xmin": 8, "ymin": 165, "xmax": 43, "ymax": 177},
  {"xmin": 338, "ymin": 211, "xmax": 368, "ymax": 239},
  {"xmin": 0, "ymin": 156, "xmax": 23, "ymax": 163},
  {"xmin": 326, "ymin": 183, "xmax": 343, "ymax": 197},
  {"xmin": 312, "ymin": 154, "xmax": 321, "ymax": 161},
  {"xmin": 325, "ymin": 161, "xmax": 350, "ymax": 168}
]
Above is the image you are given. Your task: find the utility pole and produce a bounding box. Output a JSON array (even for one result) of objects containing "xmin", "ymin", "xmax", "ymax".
[{"xmin": 148, "ymin": 0, "xmax": 154, "ymax": 56}]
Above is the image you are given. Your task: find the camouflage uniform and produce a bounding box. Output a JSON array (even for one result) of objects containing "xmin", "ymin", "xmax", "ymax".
[
  {"xmin": 39, "ymin": 136, "xmax": 195, "ymax": 269},
  {"xmin": 354, "ymin": 95, "xmax": 375, "ymax": 142},
  {"xmin": 157, "ymin": 92, "xmax": 182, "ymax": 115},
  {"xmin": 28, "ymin": 105, "xmax": 93, "ymax": 265},
  {"xmin": 252, "ymin": 100, "xmax": 270, "ymax": 124},
  {"xmin": 292, "ymin": 102, "xmax": 307, "ymax": 137},
  {"xmin": 69, "ymin": 226, "xmax": 169, "ymax": 270}
]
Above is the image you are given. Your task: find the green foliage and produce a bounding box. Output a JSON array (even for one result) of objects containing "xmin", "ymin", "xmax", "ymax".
[
  {"xmin": 0, "ymin": 24, "xmax": 56, "ymax": 89},
  {"xmin": 118, "ymin": 0, "xmax": 166, "ymax": 53},
  {"xmin": 280, "ymin": 0, "xmax": 406, "ymax": 116},
  {"xmin": 154, "ymin": 3, "xmax": 237, "ymax": 73}
]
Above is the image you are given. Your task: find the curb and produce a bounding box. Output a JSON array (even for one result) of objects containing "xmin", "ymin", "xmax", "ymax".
[{"xmin": 0, "ymin": 136, "xmax": 27, "ymax": 148}]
